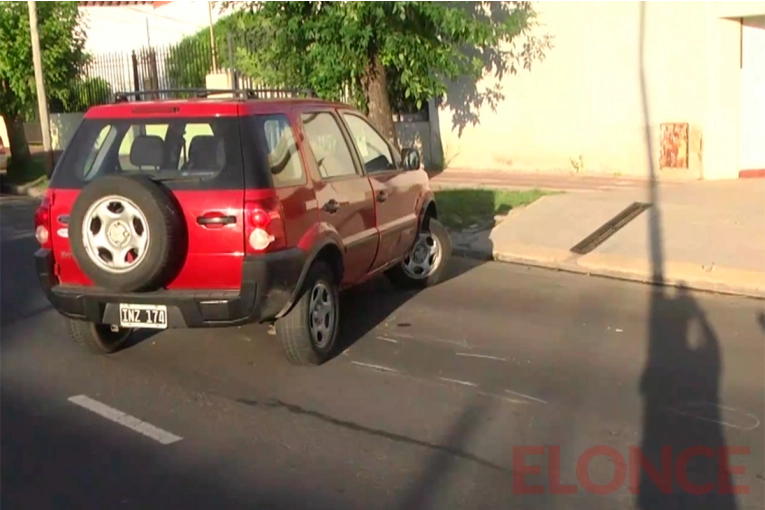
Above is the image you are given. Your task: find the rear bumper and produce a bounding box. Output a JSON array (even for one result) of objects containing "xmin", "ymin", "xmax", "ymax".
[{"xmin": 35, "ymin": 248, "xmax": 306, "ymax": 328}]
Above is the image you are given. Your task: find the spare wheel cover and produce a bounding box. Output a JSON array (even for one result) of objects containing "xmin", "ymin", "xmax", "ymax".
[{"xmin": 68, "ymin": 175, "xmax": 185, "ymax": 292}]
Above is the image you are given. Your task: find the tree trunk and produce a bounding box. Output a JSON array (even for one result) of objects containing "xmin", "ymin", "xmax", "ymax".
[
  {"xmin": 4, "ymin": 115, "xmax": 31, "ymax": 172},
  {"xmin": 361, "ymin": 54, "xmax": 399, "ymax": 152}
]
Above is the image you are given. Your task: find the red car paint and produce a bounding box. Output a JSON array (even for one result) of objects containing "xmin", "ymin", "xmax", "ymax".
[{"xmin": 36, "ymin": 95, "xmax": 434, "ymax": 295}]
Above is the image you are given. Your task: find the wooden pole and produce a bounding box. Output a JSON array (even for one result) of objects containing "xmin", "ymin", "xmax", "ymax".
[{"xmin": 28, "ymin": 0, "xmax": 54, "ymax": 176}]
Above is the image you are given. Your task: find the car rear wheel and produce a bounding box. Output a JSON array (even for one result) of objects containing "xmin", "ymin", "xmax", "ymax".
[
  {"xmin": 386, "ymin": 218, "xmax": 452, "ymax": 289},
  {"xmin": 65, "ymin": 317, "xmax": 133, "ymax": 355},
  {"xmin": 276, "ymin": 261, "xmax": 339, "ymax": 366}
]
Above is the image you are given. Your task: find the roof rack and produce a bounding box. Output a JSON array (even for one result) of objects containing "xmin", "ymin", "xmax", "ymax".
[{"xmin": 113, "ymin": 88, "xmax": 317, "ymax": 103}]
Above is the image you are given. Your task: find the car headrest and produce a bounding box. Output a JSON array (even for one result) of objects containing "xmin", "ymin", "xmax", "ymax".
[
  {"xmin": 129, "ymin": 135, "xmax": 164, "ymax": 168},
  {"xmin": 188, "ymin": 135, "xmax": 225, "ymax": 169}
]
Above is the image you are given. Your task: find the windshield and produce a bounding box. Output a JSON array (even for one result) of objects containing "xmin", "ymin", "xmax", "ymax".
[{"xmin": 49, "ymin": 116, "xmax": 245, "ymax": 190}]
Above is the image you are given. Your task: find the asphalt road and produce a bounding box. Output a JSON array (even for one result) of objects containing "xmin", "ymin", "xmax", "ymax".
[{"xmin": 2, "ymin": 195, "xmax": 764, "ymax": 510}]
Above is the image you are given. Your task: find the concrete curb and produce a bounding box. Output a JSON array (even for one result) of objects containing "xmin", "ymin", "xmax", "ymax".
[
  {"xmin": 451, "ymin": 246, "xmax": 765, "ymax": 300},
  {"xmin": 0, "ymin": 178, "xmax": 47, "ymax": 198},
  {"xmin": 575, "ymin": 253, "xmax": 765, "ymax": 300},
  {"xmin": 429, "ymin": 181, "xmax": 584, "ymax": 193}
]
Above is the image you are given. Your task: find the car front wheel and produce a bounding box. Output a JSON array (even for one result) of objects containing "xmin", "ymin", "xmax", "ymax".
[{"xmin": 386, "ymin": 217, "xmax": 452, "ymax": 289}]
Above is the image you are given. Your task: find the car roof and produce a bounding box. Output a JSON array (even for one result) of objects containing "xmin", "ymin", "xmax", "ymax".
[{"xmin": 84, "ymin": 95, "xmax": 355, "ymax": 119}]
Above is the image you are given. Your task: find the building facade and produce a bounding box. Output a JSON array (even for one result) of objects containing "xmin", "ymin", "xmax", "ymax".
[
  {"xmin": 78, "ymin": 1, "xmax": 216, "ymax": 54},
  {"xmin": 433, "ymin": 1, "xmax": 765, "ymax": 180}
]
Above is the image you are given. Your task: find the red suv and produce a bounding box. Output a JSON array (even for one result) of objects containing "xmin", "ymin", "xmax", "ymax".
[{"xmin": 34, "ymin": 89, "xmax": 451, "ymax": 365}]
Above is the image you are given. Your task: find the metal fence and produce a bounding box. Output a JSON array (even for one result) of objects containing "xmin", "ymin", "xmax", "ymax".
[{"xmin": 57, "ymin": 33, "xmax": 427, "ymax": 121}]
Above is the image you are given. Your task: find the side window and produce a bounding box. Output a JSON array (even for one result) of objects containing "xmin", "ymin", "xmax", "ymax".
[
  {"xmin": 257, "ymin": 114, "xmax": 306, "ymax": 187},
  {"xmin": 300, "ymin": 112, "xmax": 358, "ymax": 179},
  {"xmin": 342, "ymin": 114, "xmax": 396, "ymax": 173}
]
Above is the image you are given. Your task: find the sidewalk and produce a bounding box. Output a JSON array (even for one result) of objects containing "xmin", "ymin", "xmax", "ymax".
[{"xmin": 448, "ymin": 175, "xmax": 765, "ymax": 299}]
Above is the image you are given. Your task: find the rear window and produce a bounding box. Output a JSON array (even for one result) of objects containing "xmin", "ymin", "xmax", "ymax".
[{"xmin": 49, "ymin": 117, "xmax": 244, "ymax": 190}]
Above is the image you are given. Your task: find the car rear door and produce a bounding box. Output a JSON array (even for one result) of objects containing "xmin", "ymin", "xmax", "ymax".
[
  {"xmin": 295, "ymin": 108, "xmax": 378, "ymax": 285},
  {"xmin": 339, "ymin": 111, "xmax": 420, "ymax": 272},
  {"xmin": 47, "ymin": 107, "xmax": 246, "ymax": 290},
  {"xmin": 164, "ymin": 116, "xmax": 245, "ymax": 289}
]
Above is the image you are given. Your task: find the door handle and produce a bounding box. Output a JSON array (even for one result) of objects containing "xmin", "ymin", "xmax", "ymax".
[
  {"xmin": 323, "ymin": 199, "xmax": 341, "ymax": 214},
  {"xmin": 376, "ymin": 190, "xmax": 388, "ymax": 202},
  {"xmin": 197, "ymin": 214, "xmax": 237, "ymax": 227}
]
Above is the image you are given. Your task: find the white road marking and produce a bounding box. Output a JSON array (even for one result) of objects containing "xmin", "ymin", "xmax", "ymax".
[
  {"xmin": 351, "ymin": 361, "xmax": 398, "ymax": 373},
  {"xmin": 0, "ymin": 231, "xmax": 35, "ymax": 242},
  {"xmin": 439, "ymin": 377, "xmax": 478, "ymax": 387},
  {"xmin": 455, "ymin": 352, "xmax": 506, "ymax": 362},
  {"xmin": 505, "ymin": 389, "xmax": 548, "ymax": 405},
  {"xmin": 68, "ymin": 395, "xmax": 183, "ymax": 445},
  {"xmin": 381, "ymin": 331, "xmax": 468, "ymax": 347},
  {"xmin": 667, "ymin": 402, "xmax": 761, "ymax": 431},
  {"xmin": 376, "ymin": 336, "xmax": 399, "ymax": 344}
]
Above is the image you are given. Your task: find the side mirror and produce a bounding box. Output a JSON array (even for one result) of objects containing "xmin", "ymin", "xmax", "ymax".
[{"xmin": 401, "ymin": 147, "xmax": 421, "ymax": 171}]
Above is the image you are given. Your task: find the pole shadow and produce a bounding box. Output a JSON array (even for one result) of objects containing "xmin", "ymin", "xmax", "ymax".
[{"xmin": 636, "ymin": 4, "xmax": 737, "ymax": 509}]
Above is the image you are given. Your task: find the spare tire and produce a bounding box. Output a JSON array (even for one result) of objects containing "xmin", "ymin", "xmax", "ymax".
[{"xmin": 68, "ymin": 175, "xmax": 186, "ymax": 292}]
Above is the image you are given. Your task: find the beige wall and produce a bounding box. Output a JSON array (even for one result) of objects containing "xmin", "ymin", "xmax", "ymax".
[
  {"xmin": 50, "ymin": 113, "xmax": 84, "ymax": 152},
  {"xmin": 435, "ymin": 1, "xmax": 764, "ymax": 180},
  {"xmin": 711, "ymin": 1, "xmax": 765, "ymax": 18},
  {"xmin": 0, "ymin": 117, "xmax": 8, "ymax": 153},
  {"xmin": 740, "ymin": 16, "xmax": 765, "ymax": 171}
]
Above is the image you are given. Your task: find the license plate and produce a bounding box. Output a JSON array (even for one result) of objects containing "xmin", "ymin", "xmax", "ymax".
[{"xmin": 118, "ymin": 303, "xmax": 168, "ymax": 329}]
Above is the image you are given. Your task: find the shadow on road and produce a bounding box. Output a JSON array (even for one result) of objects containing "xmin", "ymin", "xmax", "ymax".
[
  {"xmin": 636, "ymin": 4, "xmax": 737, "ymax": 508},
  {"xmin": 334, "ymin": 254, "xmax": 485, "ymax": 358},
  {"xmin": 0, "ymin": 387, "xmax": 350, "ymax": 510},
  {"xmin": 0, "ymin": 212, "xmax": 51, "ymax": 330}
]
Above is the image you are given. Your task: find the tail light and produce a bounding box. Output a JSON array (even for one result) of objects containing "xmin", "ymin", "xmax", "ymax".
[
  {"xmin": 34, "ymin": 193, "xmax": 52, "ymax": 249},
  {"xmin": 0, "ymin": 136, "xmax": 6, "ymax": 155},
  {"xmin": 244, "ymin": 193, "xmax": 287, "ymax": 253}
]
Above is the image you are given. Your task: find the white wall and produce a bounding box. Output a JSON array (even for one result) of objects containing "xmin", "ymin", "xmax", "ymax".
[
  {"xmin": 434, "ymin": 1, "xmax": 710, "ymax": 177},
  {"xmin": 80, "ymin": 1, "xmax": 220, "ymax": 54},
  {"xmin": 740, "ymin": 16, "xmax": 765, "ymax": 172}
]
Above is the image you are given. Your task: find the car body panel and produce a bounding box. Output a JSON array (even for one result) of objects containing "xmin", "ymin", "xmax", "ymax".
[
  {"xmin": 164, "ymin": 190, "xmax": 245, "ymax": 289},
  {"xmin": 293, "ymin": 106, "xmax": 379, "ymax": 286},
  {"xmin": 313, "ymin": 177, "xmax": 378, "ymax": 284},
  {"xmin": 334, "ymin": 108, "xmax": 425, "ymax": 272},
  {"xmin": 366, "ymin": 170, "xmax": 423, "ymax": 270},
  {"xmin": 47, "ymin": 188, "xmax": 247, "ymax": 289}
]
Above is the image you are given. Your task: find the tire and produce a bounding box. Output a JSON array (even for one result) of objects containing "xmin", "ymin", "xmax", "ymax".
[
  {"xmin": 65, "ymin": 317, "xmax": 133, "ymax": 355},
  {"xmin": 68, "ymin": 175, "xmax": 186, "ymax": 292},
  {"xmin": 386, "ymin": 218, "xmax": 452, "ymax": 290},
  {"xmin": 276, "ymin": 261, "xmax": 340, "ymax": 366}
]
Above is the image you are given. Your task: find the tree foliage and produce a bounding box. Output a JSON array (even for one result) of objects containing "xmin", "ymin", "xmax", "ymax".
[
  {"xmin": 164, "ymin": 10, "xmax": 256, "ymax": 89},
  {"xmin": 0, "ymin": 1, "xmax": 87, "ymax": 167},
  {"xmin": 221, "ymin": 1, "xmax": 553, "ymax": 147},
  {"xmin": 69, "ymin": 77, "xmax": 113, "ymax": 112}
]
